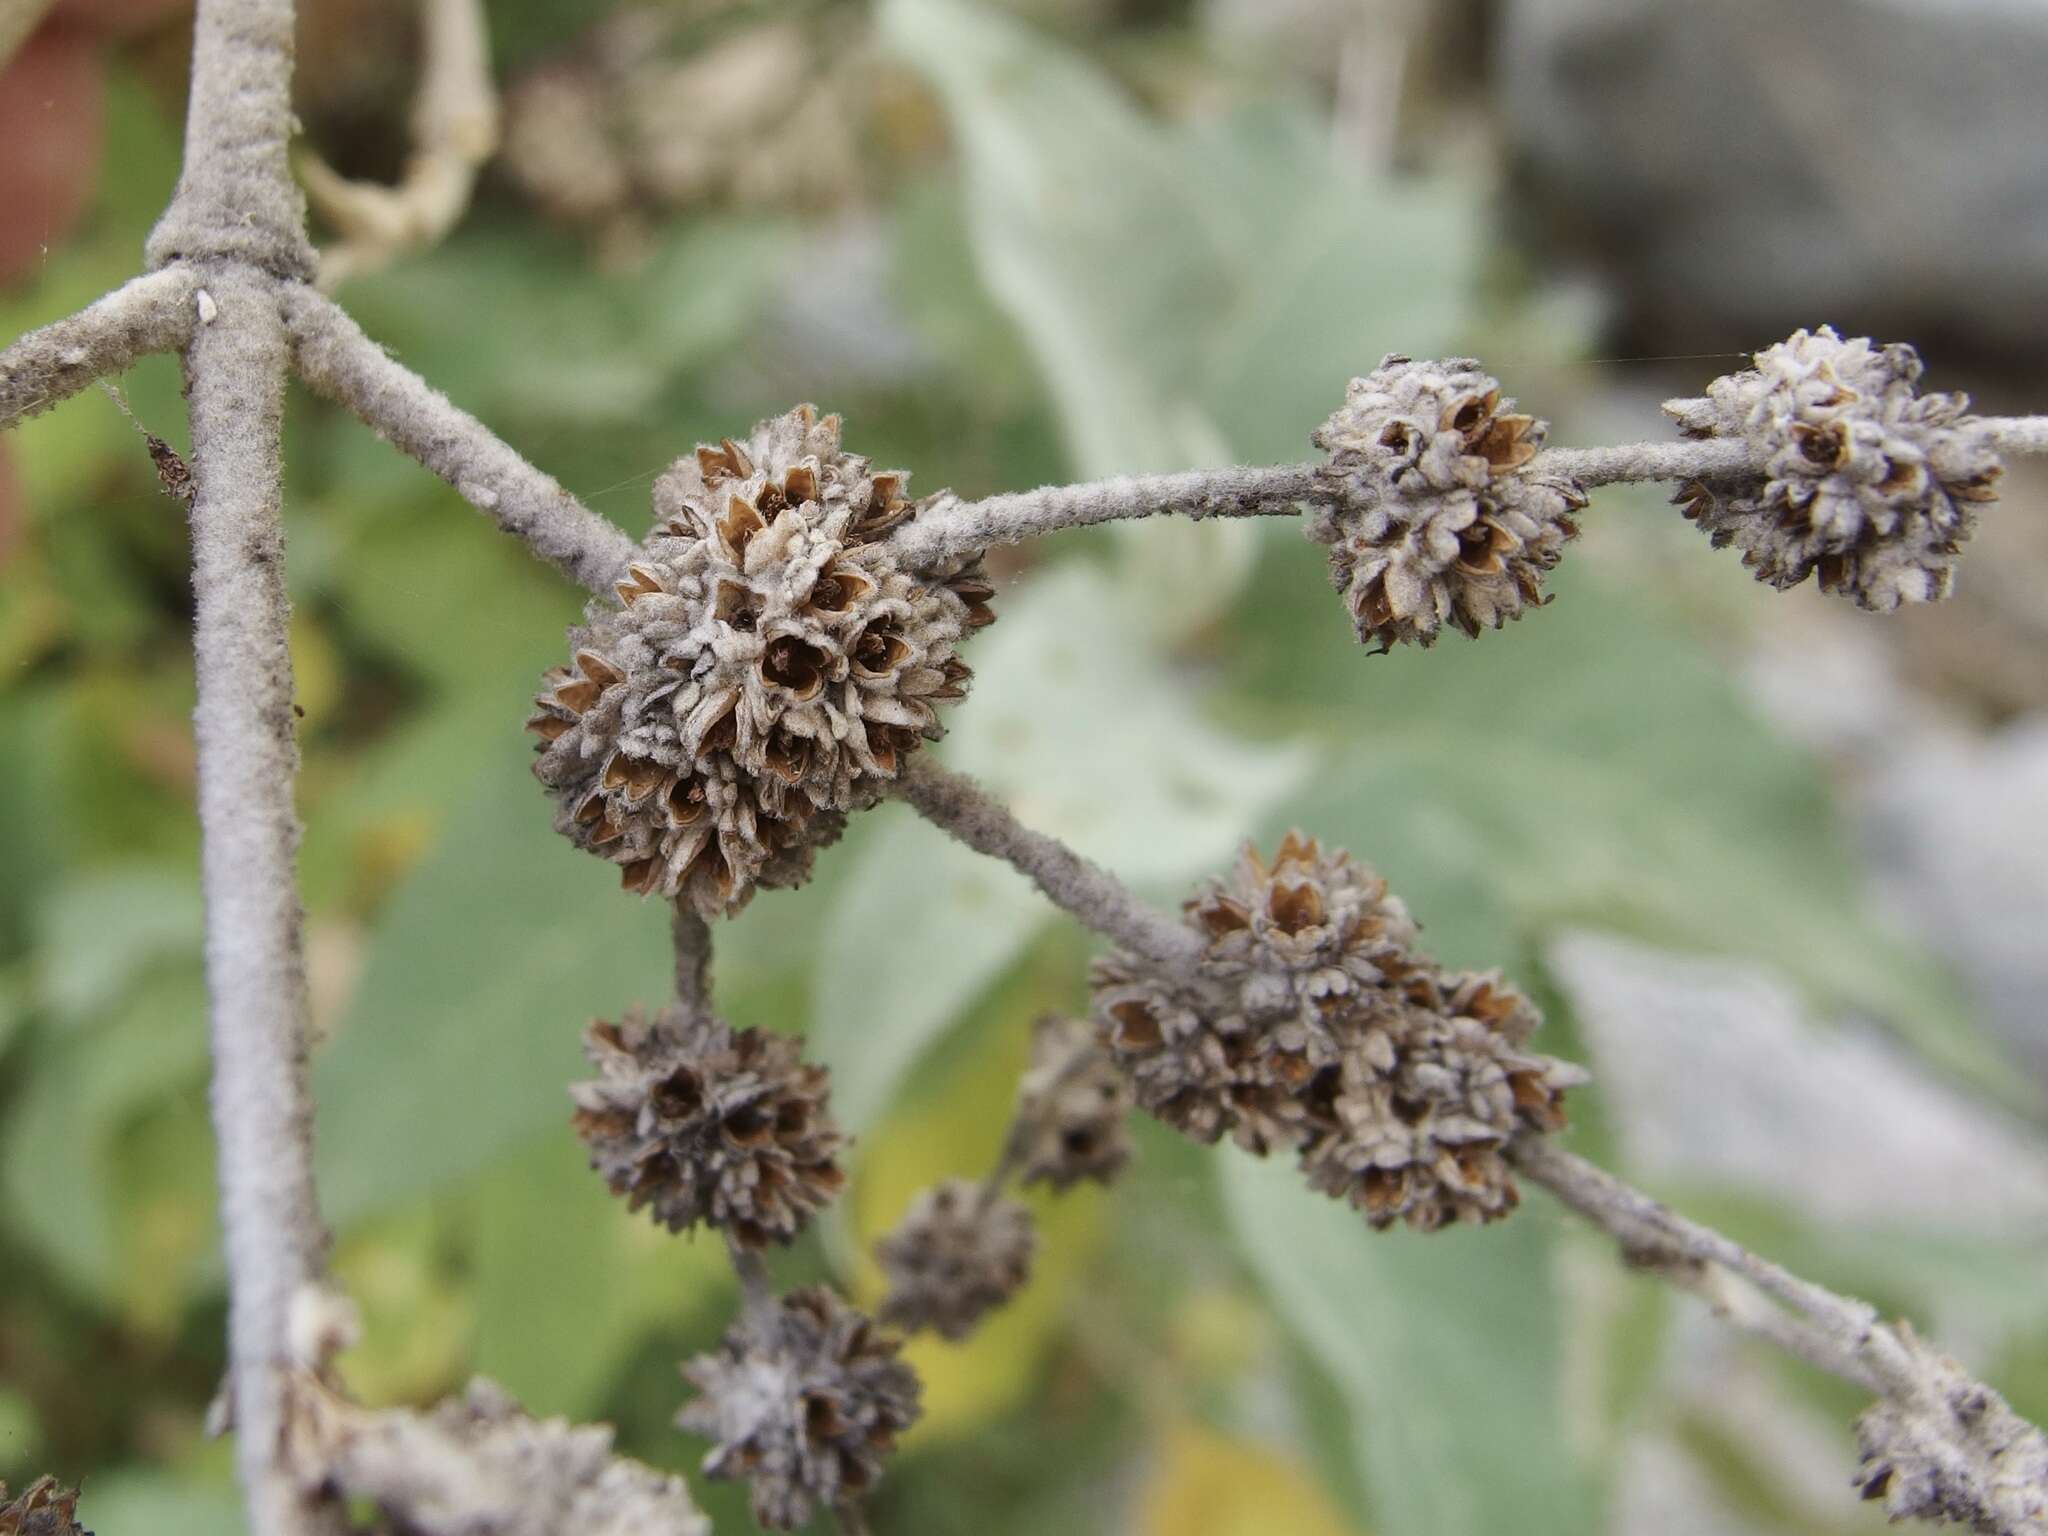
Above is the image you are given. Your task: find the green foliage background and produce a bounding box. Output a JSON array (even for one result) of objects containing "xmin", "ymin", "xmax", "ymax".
[{"xmin": 2, "ymin": 2, "xmax": 2043, "ymax": 1532}]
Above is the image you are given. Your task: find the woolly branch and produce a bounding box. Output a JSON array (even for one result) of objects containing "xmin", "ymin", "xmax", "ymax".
[
  {"xmin": 888, "ymin": 464, "xmax": 1322, "ymax": 568},
  {"xmin": 281, "ymin": 287, "xmax": 636, "ymax": 592},
  {"xmin": 180, "ymin": 267, "xmax": 346, "ymax": 1536},
  {"xmin": 0, "ymin": 269, "xmax": 197, "ymax": 429},
  {"xmin": 671, "ymin": 906, "xmax": 714, "ymax": 1023},
  {"xmin": 302, "ymin": 0, "xmax": 499, "ymax": 289},
  {"xmin": 886, "ymin": 416, "xmax": 2048, "ymax": 566},
  {"xmin": 1507, "ymin": 1137, "xmax": 2048, "ymax": 1533},
  {"xmin": 892, "ymin": 757, "xmax": 1200, "ymax": 968}
]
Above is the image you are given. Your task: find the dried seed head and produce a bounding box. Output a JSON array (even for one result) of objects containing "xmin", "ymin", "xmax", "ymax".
[
  {"xmin": 1852, "ymin": 1336, "xmax": 2048, "ymax": 1532},
  {"xmin": 1013, "ymin": 1014, "xmax": 1133, "ymax": 1192},
  {"xmin": 529, "ymin": 406, "xmax": 991, "ymax": 917},
  {"xmin": 1092, "ymin": 834, "xmax": 1586, "ymax": 1231},
  {"xmin": 310, "ymin": 1377, "xmax": 708, "ymax": 1536},
  {"xmin": 570, "ymin": 1007, "xmax": 845, "ymax": 1249},
  {"xmin": 1663, "ymin": 327, "xmax": 2000, "ymax": 610},
  {"xmin": 1309, "ymin": 356, "xmax": 1584, "ymax": 650},
  {"xmin": 677, "ymin": 1287, "xmax": 921, "ymax": 1531},
  {"xmin": 0, "ymin": 1478, "xmax": 88, "ymax": 1536},
  {"xmin": 875, "ymin": 1179, "xmax": 1036, "ymax": 1340}
]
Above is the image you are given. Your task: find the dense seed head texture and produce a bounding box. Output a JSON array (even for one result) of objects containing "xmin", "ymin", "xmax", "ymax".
[
  {"xmin": 569, "ymin": 1007, "xmax": 845, "ymax": 1249},
  {"xmin": 1012, "ymin": 1014, "xmax": 1133, "ymax": 1192},
  {"xmin": 1308, "ymin": 356, "xmax": 1585, "ymax": 651},
  {"xmin": 529, "ymin": 406, "xmax": 994, "ymax": 916},
  {"xmin": 0, "ymin": 1478, "xmax": 88, "ymax": 1536},
  {"xmin": 1093, "ymin": 833, "xmax": 1586, "ymax": 1230},
  {"xmin": 875, "ymin": 1179, "xmax": 1036, "ymax": 1341},
  {"xmin": 1664, "ymin": 328, "xmax": 2001, "ymax": 610},
  {"xmin": 677, "ymin": 1287, "xmax": 921, "ymax": 1531}
]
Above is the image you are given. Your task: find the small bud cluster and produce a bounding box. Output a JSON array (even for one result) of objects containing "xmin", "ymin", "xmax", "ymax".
[
  {"xmin": 875, "ymin": 1179, "xmax": 1036, "ymax": 1341},
  {"xmin": 1092, "ymin": 834, "xmax": 1585, "ymax": 1231},
  {"xmin": 309, "ymin": 1378, "xmax": 709, "ymax": 1536},
  {"xmin": 530, "ymin": 406, "xmax": 993, "ymax": 917},
  {"xmin": 570, "ymin": 1006, "xmax": 845, "ymax": 1249},
  {"xmin": 1853, "ymin": 1340, "xmax": 2048, "ymax": 1533},
  {"xmin": 677, "ymin": 1287, "xmax": 922, "ymax": 1531},
  {"xmin": 1665, "ymin": 327, "xmax": 2001, "ymax": 610},
  {"xmin": 1013, "ymin": 1013, "xmax": 1133, "ymax": 1192},
  {"xmin": 0, "ymin": 1478, "xmax": 87, "ymax": 1536},
  {"xmin": 1308, "ymin": 356, "xmax": 1585, "ymax": 651}
]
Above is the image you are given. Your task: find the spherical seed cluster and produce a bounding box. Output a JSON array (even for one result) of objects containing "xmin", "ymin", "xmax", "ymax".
[
  {"xmin": 875, "ymin": 1180, "xmax": 1036, "ymax": 1341},
  {"xmin": 529, "ymin": 406, "xmax": 993, "ymax": 917},
  {"xmin": 0, "ymin": 1478, "xmax": 87, "ymax": 1536},
  {"xmin": 677, "ymin": 1287, "xmax": 921, "ymax": 1531},
  {"xmin": 1012, "ymin": 1014, "xmax": 1132, "ymax": 1192},
  {"xmin": 1092, "ymin": 834, "xmax": 1585, "ymax": 1231},
  {"xmin": 1853, "ymin": 1343, "xmax": 2048, "ymax": 1532},
  {"xmin": 1663, "ymin": 327, "xmax": 2001, "ymax": 610},
  {"xmin": 1308, "ymin": 356, "xmax": 1585, "ymax": 651},
  {"xmin": 569, "ymin": 1007, "xmax": 844, "ymax": 1249}
]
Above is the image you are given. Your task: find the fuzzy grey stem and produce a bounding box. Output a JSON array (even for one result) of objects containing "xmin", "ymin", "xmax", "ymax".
[
  {"xmin": 1509, "ymin": 1139, "xmax": 2048, "ymax": 1532},
  {"xmin": 0, "ymin": 269, "xmax": 198, "ymax": 429},
  {"xmin": 887, "ymin": 464, "xmax": 1322, "ymax": 569},
  {"xmin": 281, "ymin": 288, "xmax": 636, "ymax": 593},
  {"xmin": 182, "ymin": 269, "xmax": 345, "ymax": 1536},
  {"xmin": 1509, "ymin": 1139, "xmax": 1889, "ymax": 1363},
  {"xmin": 893, "ymin": 757, "xmax": 1201, "ymax": 969},
  {"xmin": 145, "ymin": 0, "xmax": 316, "ymax": 280},
  {"xmin": 725, "ymin": 1235, "xmax": 774, "ymax": 1315},
  {"xmin": 1987, "ymin": 415, "xmax": 2048, "ymax": 455},
  {"xmin": 1536, "ymin": 438, "xmax": 1760, "ymax": 488},
  {"xmin": 671, "ymin": 906, "xmax": 714, "ymax": 1023}
]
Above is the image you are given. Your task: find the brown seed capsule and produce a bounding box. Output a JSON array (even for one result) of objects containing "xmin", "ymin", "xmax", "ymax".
[
  {"xmin": 1092, "ymin": 834, "xmax": 1586, "ymax": 1231},
  {"xmin": 529, "ymin": 406, "xmax": 991, "ymax": 917},
  {"xmin": 569, "ymin": 1006, "xmax": 845, "ymax": 1249},
  {"xmin": 0, "ymin": 1477, "xmax": 89, "ymax": 1536},
  {"xmin": 677, "ymin": 1287, "xmax": 921, "ymax": 1531},
  {"xmin": 1309, "ymin": 357, "xmax": 1584, "ymax": 650},
  {"xmin": 1013, "ymin": 1014, "xmax": 1133, "ymax": 1192},
  {"xmin": 1664, "ymin": 327, "xmax": 2000, "ymax": 610},
  {"xmin": 876, "ymin": 1180, "xmax": 1035, "ymax": 1340}
]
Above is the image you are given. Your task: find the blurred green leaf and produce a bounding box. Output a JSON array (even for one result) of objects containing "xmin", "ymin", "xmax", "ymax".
[
  {"xmin": 0, "ymin": 965, "xmax": 210, "ymax": 1300},
  {"xmin": 313, "ymin": 733, "xmax": 671, "ymax": 1229},
  {"xmin": 33, "ymin": 864, "xmax": 201, "ymax": 1027},
  {"xmin": 814, "ymin": 565, "xmax": 1307, "ymax": 1129},
  {"xmin": 471, "ymin": 1130, "xmax": 732, "ymax": 1419},
  {"xmin": 1235, "ymin": 535, "xmax": 2018, "ymax": 1102},
  {"xmin": 1222, "ymin": 1154, "xmax": 1599, "ymax": 1536},
  {"xmin": 77, "ymin": 1472, "xmax": 244, "ymax": 1536}
]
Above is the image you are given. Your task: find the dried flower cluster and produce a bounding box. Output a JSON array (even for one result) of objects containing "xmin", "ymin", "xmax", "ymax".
[
  {"xmin": 1307, "ymin": 356, "xmax": 1585, "ymax": 651},
  {"xmin": 302, "ymin": 1377, "xmax": 708, "ymax": 1536},
  {"xmin": 530, "ymin": 405, "xmax": 992, "ymax": 916},
  {"xmin": 677, "ymin": 1287, "xmax": 921, "ymax": 1531},
  {"xmin": 0, "ymin": 1479, "xmax": 87, "ymax": 1536},
  {"xmin": 1853, "ymin": 1340, "xmax": 2048, "ymax": 1533},
  {"xmin": 501, "ymin": 12, "xmax": 870, "ymax": 237},
  {"xmin": 1093, "ymin": 834, "xmax": 1585, "ymax": 1230},
  {"xmin": 875, "ymin": 1179, "xmax": 1036, "ymax": 1340},
  {"xmin": 1012, "ymin": 1014, "xmax": 1133, "ymax": 1191},
  {"xmin": 570, "ymin": 1007, "xmax": 844, "ymax": 1249},
  {"xmin": 1664, "ymin": 327, "xmax": 2002, "ymax": 610}
]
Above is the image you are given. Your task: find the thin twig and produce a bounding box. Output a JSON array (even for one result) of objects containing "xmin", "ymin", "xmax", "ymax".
[
  {"xmin": 886, "ymin": 464, "xmax": 1322, "ymax": 569},
  {"xmin": 885, "ymin": 417, "xmax": 2048, "ymax": 565},
  {"xmin": 181, "ymin": 267, "xmax": 346, "ymax": 1536},
  {"xmin": 892, "ymin": 757, "xmax": 1200, "ymax": 969},
  {"xmin": 0, "ymin": 269, "xmax": 197, "ymax": 429},
  {"xmin": 281, "ymin": 286, "xmax": 636, "ymax": 593},
  {"xmin": 303, "ymin": 0, "xmax": 499, "ymax": 288},
  {"xmin": 671, "ymin": 905, "xmax": 714, "ymax": 1023},
  {"xmin": 1508, "ymin": 1137, "xmax": 2048, "ymax": 1532}
]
